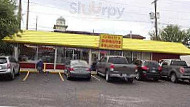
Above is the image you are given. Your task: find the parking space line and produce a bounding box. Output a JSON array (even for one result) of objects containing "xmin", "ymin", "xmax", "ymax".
[
  {"xmin": 59, "ymin": 72, "xmax": 64, "ymax": 81},
  {"xmin": 22, "ymin": 71, "xmax": 30, "ymax": 81},
  {"xmin": 91, "ymin": 75, "xmax": 101, "ymax": 81}
]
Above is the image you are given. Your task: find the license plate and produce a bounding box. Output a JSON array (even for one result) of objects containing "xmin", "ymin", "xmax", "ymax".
[
  {"xmin": 152, "ymin": 70, "xmax": 156, "ymax": 73},
  {"xmin": 122, "ymin": 74, "xmax": 127, "ymax": 77}
]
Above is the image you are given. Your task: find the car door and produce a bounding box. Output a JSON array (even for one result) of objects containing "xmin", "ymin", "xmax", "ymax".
[
  {"xmin": 11, "ymin": 57, "xmax": 19, "ymax": 74},
  {"xmin": 97, "ymin": 57, "xmax": 104, "ymax": 73},
  {"xmin": 161, "ymin": 61, "xmax": 169, "ymax": 76},
  {"xmin": 101, "ymin": 57, "xmax": 107, "ymax": 74},
  {"xmin": 65, "ymin": 61, "xmax": 70, "ymax": 75}
]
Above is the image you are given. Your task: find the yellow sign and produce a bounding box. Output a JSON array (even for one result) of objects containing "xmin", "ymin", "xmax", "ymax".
[{"xmin": 99, "ymin": 34, "xmax": 123, "ymax": 50}]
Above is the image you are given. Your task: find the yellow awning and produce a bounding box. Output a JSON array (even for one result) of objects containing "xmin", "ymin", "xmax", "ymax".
[{"xmin": 3, "ymin": 30, "xmax": 190, "ymax": 55}]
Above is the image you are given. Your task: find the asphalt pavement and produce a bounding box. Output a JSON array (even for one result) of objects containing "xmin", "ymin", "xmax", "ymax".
[{"xmin": 0, "ymin": 73, "xmax": 190, "ymax": 107}]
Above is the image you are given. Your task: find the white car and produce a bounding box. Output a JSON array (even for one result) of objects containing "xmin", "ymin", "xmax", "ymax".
[{"xmin": 0, "ymin": 56, "xmax": 20, "ymax": 80}]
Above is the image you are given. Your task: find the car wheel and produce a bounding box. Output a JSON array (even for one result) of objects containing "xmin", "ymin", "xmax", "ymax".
[
  {"xmin": 128, "ymin": 78, "xmax": 134, "ymax": 83},
  {"xmin": 8, "ymin": 70, "xmax": 15, "ymax": 80},
  {"xmin": 16, "ymin": 67, "xmax": 20, "ymax": 76},
  {"xmin": 66, "ymin": 73, "xmax": 71, "ymax": 80},
  {"xmin": 87, "ymin": 76, "xmax": 91, "ymax": 81},
  {"xmin": 153, "ymin": 78, "xmax": 159, "ymax": 81},
  {"xmin": 136, "ymin": 72, "xmax": 142, "ymax": 81},
  {"xmin": 106, "ymin": 71, "xmax": 111, "ymax": 82},
  {"xmin": 170, "ymin": 73, "xmax": 178, "ymax": 83}
]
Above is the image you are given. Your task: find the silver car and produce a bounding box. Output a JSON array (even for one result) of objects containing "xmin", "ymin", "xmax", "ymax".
[
  {"xmin": 0, "ymin": 56, "xmax": 20, "ymax": 80},
  {"xmin": 64, "ymin": 60, "xmax": 91, "ymax": 80}
]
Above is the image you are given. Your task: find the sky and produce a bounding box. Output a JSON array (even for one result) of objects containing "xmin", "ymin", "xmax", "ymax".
[{"xmin": 19, "ymin": 0, "xmax": 190, "ymax": 39}]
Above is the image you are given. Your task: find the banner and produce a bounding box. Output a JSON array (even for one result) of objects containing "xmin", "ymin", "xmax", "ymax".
[{"xmin": 99, "ymin": 34, "xmax": 123, "ymax": 50}]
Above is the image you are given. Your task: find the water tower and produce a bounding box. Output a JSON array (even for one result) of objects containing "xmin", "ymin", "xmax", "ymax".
[{"xmin": 53, "ymin": 16, "xmax": 68, "ymax": 32}]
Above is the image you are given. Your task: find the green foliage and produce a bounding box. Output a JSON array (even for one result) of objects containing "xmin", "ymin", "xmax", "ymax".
[
  {"xmin": 0, "ymin": 0, "xmax": 19, "ymax": 39},
  {"xmin": 0, "ymin": 0, "xmax": 19, "ymax": 55},
  {"xmin": 160, "ymin": 25, "xmax": 186, "ymax": 42},
  {"xmin": 149, "ymin": 30, "xmax": 162, "ymax": 41},
  {"xmin": 149, "ymin": 25, "xmax": 189, "ymax": 45}
]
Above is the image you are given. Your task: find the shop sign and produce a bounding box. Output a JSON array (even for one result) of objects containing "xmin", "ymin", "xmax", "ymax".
[{"xmin": 99, "ymin": 34, "xmax": 123, "ymax": 50}]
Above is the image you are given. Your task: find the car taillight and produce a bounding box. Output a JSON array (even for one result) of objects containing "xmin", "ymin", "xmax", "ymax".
[
  {"xmin": 180, "ymin": 67, "xmax": 185, "ymax": 74},
  {"xmin": 110, "ymin": 64, "xmax": 115, "ymax": 71},
  {"xmin": 158, "ymin": 66, "xmax": 162, "ymax": 71},
  {"xmin": 7, "ymin": 64, "xmax": 11, "ymax": 69},
  {"xmin": 141, "ymin": 66, "xmax": 149, "ymax": 71},
  {"xmin": 86, "ymin": 68, "xmax": 91, "ymax": 72},
  {"xmin": 69, "ymin": 68, "xmax": 74, "ymax": 71}
]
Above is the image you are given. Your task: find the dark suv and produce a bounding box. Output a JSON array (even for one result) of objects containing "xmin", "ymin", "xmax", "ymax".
[{"xmin": 133, "ymin": 60, "xmax": 162, "ymax": 81}]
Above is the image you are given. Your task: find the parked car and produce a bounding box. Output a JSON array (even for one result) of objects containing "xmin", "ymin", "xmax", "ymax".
[
  {"xmin": 0, "ymin": 56, "xmax": 20, "ymax": 80},
  {"xmin": 133, "ymin": 60, "xmax": 162, "ymax": 81},
  {"xmin": 64, "ymin": 60, "xmax": 91, "ymax": 80},
  {"xmin": 96, "ymin": 56, "xmax": 137, "ymax": 83},
  {"xmin": 160, "ymin": 59, "xmax": 190, "ymax": 83}
]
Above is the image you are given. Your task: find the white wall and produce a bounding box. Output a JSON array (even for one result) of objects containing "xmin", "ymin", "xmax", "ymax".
[{"xmin": 180, "ymin": 55, "xmax": 190, "ymax": 66}]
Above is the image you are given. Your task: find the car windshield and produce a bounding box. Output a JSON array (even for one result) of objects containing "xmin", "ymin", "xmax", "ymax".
[
  {"xmin": 0, "ymin": 58, "xmax": 7, "ymax": 64},
  {"xmin": 171, "ymin": 61, "xmax": 187, "ymax": 66},
  {"xmin": 108, "ymin": 57, "xmax": 128, "ymax": 64},
  {"xmin": 71, "ymin": 60, "xmax": 88, "ymax": 67},
  {"xmin": 144, "ymin": 61, "xmax": 159, "ymax": 68}
]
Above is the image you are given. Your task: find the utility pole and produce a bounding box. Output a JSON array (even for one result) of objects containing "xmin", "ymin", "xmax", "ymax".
[
  {"xmin": 152, "ymin": 0, "xmax": 158, "ymax": 39},
  {"xmin": 35, "ymin": 16, "xmax": 38, "ymax": 31},
  {"xmin": 18, "ymin": 0, "xmax": 22, "ymax": 30},
  {"xmin": 26, "ymin": 0, "xmax": 29, "ymax": 30}
]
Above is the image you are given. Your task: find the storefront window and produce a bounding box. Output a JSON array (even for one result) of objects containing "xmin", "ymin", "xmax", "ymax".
[
  {"xmin": 133, "ymin": 52, "xmax": 142, "ymax": 61},
  {"xmin": 19, "ymin": 44, "xmax": 36, "ymax": 62},
  {"xmin": 38, "ymin": 46, "xmax": 55, "ymax": 63},
  {"xmin": 123, "ymin": 51, "xmax": 132, "ymax": 63},
  {"xmin": 142, "ymin": 52, "xmax": 151, "ymax": 60},
  {"xmin": 109, "ymin": 50, "xmax": 122, "ymax": 56}
]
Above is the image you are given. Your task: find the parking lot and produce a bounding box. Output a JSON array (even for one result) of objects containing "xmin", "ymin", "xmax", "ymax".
[{"xmin": 0, "ymin": 73, "xmax": 190, "ymax": 107}]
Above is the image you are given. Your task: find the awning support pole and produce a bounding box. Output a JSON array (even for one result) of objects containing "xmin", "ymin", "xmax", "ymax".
[
  {"xmin": 89, "ymin": 49, "xmax": 92, "ymax": 66},
  {"xmin": 36, "ymin": 45, "xmax": 39, "ymax": 60},
  {"xmin": 98, "ymin": 50, "xmax": 101, "ymax": 60},
  {"xmin": 80, "ymin": 49, "xmax": 83, "ymax": 60},
  {"xmin": 72, "ymin": 49, "xmax": 75, "ymax": 60},
  {"xmin": 14, "ymin": 44, "xmax": 19, "ymax": 61},
  {"xmin": 54, "ymin": 47, "xmax": 58, "ymax": 71}
]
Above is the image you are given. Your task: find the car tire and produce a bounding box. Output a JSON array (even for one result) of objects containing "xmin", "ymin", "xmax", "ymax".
[
  {"xmin": 128, "ymin": 78, "xmax": 134, "ymax": 83},
  {"xmin": 106, "ymin": 71, "xmax": 111, "ymax": 82},
  {"xmin": 136, "ymin": 72, "xmax": 142, "ymax": 81},
  {"xmin": 8, "ymin": 70, "xmax": 15, "ymax": 80},
  {"xmin": 16, "ymin": 67, "xmax": 20, "ymax": 76},
  {"xmin": 170, "ymin": 73, "xmax": 178, "ymax": 83},
  {"xmin": 87, "ymin": 76, "xmax": 91, "ymax": 81},
  {"xmin": 153, "ymin": 78, "xmax": 159, "ymax": 81},
  {"xmin": 66, "ymin": 73, "xmax": 71, "ymax": 80}
]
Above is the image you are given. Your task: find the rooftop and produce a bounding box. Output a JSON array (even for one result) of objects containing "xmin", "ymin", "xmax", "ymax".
[{"xmin": 3, "ymin": 30, "xmax": 190, "ymax": 55}]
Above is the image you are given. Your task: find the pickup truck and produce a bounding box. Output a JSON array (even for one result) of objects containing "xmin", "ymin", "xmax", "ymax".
[
  {"xmin": 96, "ymin": 56, "xmax": 137, "ymax": 83},
  {"xmin": 160, "ymin": 59, "xmax": 190, "ymax": 83}
]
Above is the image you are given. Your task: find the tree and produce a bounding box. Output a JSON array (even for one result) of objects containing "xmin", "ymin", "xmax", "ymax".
[
  {"xmin": 160, "ymin": 25, "xmax": 186, "ymax": 43},
  {"xmin": 149, "ymin": 30, "xmax": 162, "ymax": 41},
  {"xmin": 149, "ymin": 25, "xmax": 187, "ymax": 44},
  {"xmin": 0, "ymin": 0, "xmax": 20, "ymax": 55},
  {"xmin": 184, "ymin": 28, "xmax": 190, "ymax": 46}
]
